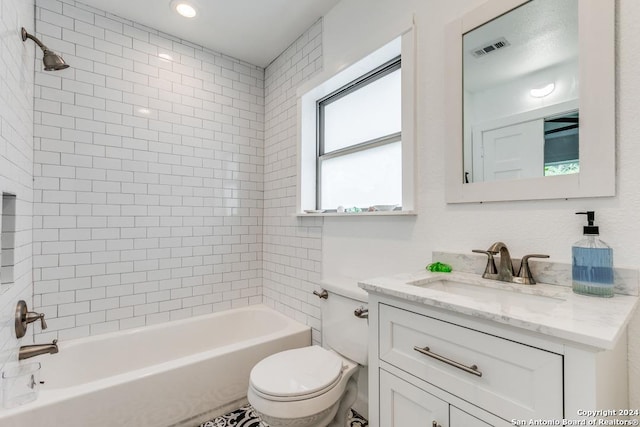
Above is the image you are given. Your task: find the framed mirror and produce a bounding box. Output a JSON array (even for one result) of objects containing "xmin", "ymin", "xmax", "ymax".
[{"xmin": 445, "ymin": 0, "xmax": 615, "ymax": 203}]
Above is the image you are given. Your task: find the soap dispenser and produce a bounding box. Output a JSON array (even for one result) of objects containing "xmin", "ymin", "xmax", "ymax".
[{"xmin": 572, "ymin": 211, "xmax": 614, "ymax": 297}]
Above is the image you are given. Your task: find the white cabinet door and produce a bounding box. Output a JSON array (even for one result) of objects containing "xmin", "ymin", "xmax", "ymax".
[
  {"xmin": 450, "ymin": 406, "xmax": 492, "ymax": 427},
  {"xmin": 380, "ymin": 369, "xmax": 449, "ymax": 427}
]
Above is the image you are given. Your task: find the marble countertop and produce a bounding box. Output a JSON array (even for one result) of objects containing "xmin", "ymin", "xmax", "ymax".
[{"xmin": 358, "ymin": 270, "xmax": 639, "ymax": 350}]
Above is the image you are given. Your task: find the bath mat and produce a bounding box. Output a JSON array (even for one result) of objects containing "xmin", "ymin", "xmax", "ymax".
[
  {"xmin": 198, "ymin": 404, "xmax": 368, "ymax": 427},
  {"xmin": 199, "ymin": 404, "xmax": 261, "ymax": 427}
]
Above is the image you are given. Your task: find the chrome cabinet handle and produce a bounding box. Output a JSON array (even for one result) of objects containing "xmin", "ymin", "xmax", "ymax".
[
  {"xmin": 312, "ymin": 289, "xmax": 328, "ymax": 299},
  {"xmin": 354, "ymin": 306, "xmax": 368, "ymax": 319},
  {"xmin": 414, "ymin": 345, "xmax": 482, "ymax": 377}
]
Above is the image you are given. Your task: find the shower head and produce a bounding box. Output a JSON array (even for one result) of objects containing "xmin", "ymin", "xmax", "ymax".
[
  {"xmin": 21, "ymin": 27, "xmax": 69, "ymax": 71},
  {"xmin": 42, "ymin": 50, "xmax": 69, "ymax": 71}
]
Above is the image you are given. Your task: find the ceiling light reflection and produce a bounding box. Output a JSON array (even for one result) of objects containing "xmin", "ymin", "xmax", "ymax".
[{"xmin": 530, "ymin": 83, "xmax": 555, "ymax": 98}]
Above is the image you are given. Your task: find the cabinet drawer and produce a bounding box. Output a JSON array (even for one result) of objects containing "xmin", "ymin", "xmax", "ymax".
[{"xmin": 379, "ymin": 304, "xmax": 563, "ymax": 420}]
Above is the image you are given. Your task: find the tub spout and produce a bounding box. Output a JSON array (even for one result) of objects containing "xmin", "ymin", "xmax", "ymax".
[{"xmin": 19, "ymin": 339, "xmax": 58, "ymax": 360}]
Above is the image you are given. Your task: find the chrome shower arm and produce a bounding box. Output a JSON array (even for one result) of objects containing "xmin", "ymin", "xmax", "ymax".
[
  {"xmin": 21, "ymin": 28, "xmax": 48, "ymax": 52},
  {"xmin": 21, "ymin": 27, "xmax": 69, "ymax": 71}
]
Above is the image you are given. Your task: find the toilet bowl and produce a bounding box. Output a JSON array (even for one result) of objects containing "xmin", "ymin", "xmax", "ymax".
[
  {"xmin": 248, "ymin": 346, "xmax": 359, "ymax": 427},
  {"xmin": 248, "ymin": 284, "xmax": 368, "ymax": 427}
]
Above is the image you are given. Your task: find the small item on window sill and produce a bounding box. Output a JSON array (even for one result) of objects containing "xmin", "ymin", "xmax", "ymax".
[
  {"xmin": 345, "ymin": 207, "xmax": 361, "ymax": 213},
  {"xmin": 372, "ymin": 204, "xmax": 397, "ymax": 212},
  {"xmin": 337, "ymin": 206, "xmax": 345, "ymax": 213},
  {"xmin": 426, "ymin": 262, "xmax": 452, "ymax": 273}
]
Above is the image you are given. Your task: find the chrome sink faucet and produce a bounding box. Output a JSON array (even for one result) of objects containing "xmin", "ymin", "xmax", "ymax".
[
  {"xmin": 487, "ymin": 241, "xmax": 514, "ymax": 282},
  {"xmin": 473, "ymin": 242, "xmax": 549, "ymax": 285}
]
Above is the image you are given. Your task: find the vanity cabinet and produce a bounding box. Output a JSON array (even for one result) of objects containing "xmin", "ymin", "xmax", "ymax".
[
  {"xmin": 367, "ymin": 293, "xmax": 629, "ymax": 427},
  {"xmin": 380, "ymin": 369, "xmax": 493, "ymax": 427},
  {"xmin": 379, "ymin": 303, "xmax": 563, "ymax": 419},
  {"xmin": 450, "ymin": 407, "xmax": 492, "ymax": 427},
  {"xmin": 379, "ymin": 369, "xmax": 448, "ymax": 426}
]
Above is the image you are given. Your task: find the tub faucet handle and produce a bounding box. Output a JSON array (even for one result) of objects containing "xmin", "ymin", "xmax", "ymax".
[
  {"xmin": 26, "ymin": 311, "xmax": 47, "ymax": 330},
  {"xmin": 15, "ymin": 300, "xmax": 48, "ymax": 339}
]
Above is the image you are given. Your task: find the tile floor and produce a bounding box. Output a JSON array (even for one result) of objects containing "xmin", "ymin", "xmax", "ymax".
[{"xmin": 198, "ymin": 404, "xmax": 368, "ymax": 427}]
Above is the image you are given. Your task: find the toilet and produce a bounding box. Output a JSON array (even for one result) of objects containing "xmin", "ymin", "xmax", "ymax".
[{"xmin": 248, "ymin": 287, "xmax": 368, "ymax": 427}]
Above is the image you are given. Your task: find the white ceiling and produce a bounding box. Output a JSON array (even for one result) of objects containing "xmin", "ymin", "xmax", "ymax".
[
  {"xmin": 78, "ymin": 0, "xmax": 341, "ymax": 67},
  {"xmin": 463, "ymin": 0, "xmax": 579, "ymax": 92}
]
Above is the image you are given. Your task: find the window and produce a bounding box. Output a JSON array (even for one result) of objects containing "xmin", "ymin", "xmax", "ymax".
[
  {"xmin": 298, "ymin": 31, "xmax": 415, "ymax": 214},
  {"xmin": 543, "ymin": 111, "xmax": 579, "ymax": 176},
  {"xmin": 317, "ymin": 57, "xmax": 402, "ymax": 210}
]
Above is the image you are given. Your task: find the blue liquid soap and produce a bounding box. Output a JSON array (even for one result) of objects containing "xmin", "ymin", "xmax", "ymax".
[
  {"xmin": 572, "ymin": 211, "xmax": 614, "ymax": 298},
  {"xmin": 572, "ymin": 245, "xmax": 614, "ymax": 297}
]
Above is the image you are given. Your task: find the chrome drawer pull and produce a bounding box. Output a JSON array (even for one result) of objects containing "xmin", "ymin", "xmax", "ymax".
[{"xmin": 414, "ymin": 346, "xmax": 483, "ymax": 377}]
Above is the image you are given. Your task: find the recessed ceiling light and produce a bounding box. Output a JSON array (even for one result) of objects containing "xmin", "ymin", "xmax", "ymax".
[{"xmin": 173, "ymin": 1, "xmax": 197, "ymax": 18}]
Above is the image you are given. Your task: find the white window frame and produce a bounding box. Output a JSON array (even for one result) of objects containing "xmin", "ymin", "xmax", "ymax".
[
  {"xmin": 297, "ymin": 29, "xmax": 416, "ymax": 215},
  {"xmin": 316, "ymin": 56, "xmax": 402, "ymax": 210}
]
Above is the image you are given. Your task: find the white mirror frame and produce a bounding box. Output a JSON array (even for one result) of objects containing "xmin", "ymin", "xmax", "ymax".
[{"xmin": 445, "ymin": 0, "xmax": 615, "ymax": 203}]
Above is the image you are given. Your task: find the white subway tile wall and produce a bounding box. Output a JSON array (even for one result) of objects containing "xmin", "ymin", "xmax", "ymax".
[
  {"xmin": 33, "ymin": 0, "xmax": 265, "ymax": 340},
  {"xmin": 0, "ymin": 0, "xmax": 36, "ymax": 375},
  {"xmin": 263, "ymin": 21, "xmax": 324, "ymax": 344}
]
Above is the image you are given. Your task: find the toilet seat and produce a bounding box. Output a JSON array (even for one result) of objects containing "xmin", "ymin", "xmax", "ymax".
[{"xmin": 250, "ymin": 346, "xmax": 344, "ymax": 401}]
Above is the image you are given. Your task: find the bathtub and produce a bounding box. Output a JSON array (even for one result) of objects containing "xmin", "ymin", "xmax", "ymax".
[{"xmin": 0, "ymin": 304, "xmax": 311, "ymax": 427}]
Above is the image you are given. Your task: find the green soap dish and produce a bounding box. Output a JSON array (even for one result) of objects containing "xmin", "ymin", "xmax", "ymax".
[{"xmin": 426, "ymin": 262, "xmax": 452, "ymax": 273}]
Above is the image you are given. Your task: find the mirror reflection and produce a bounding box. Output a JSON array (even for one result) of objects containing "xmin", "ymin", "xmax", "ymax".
[{"xmin": 463, "ymin": 0, "xmax": 579, "ymax": 183}]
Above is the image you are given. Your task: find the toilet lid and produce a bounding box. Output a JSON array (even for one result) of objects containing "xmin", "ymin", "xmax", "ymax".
[{"xmin": 250, "ymin": 346, "xmax": 343, "ymax": 398}]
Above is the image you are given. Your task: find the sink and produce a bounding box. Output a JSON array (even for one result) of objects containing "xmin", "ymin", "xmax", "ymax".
[{"xmin": 409, "ymin": 279, "xmax": 566, "ymax": 311}]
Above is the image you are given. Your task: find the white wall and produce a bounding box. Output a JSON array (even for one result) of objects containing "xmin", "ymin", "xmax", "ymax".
[
  {"xmin": 320, "ymin": 0, "xmax": 640, "ymax": 407},
  {"xmin": 263, "ymin": 20, "xmax": 325, "ymax": 344},
  {"xmin": 32, "ymin": 0, "xmax": 265, "ymax": 341},
  {"xmin": 0, "ymin": 0, "xmax": 36, "ymax": 375}
]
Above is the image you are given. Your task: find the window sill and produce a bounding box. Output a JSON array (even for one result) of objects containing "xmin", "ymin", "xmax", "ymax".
[{"xmin": 296, "ymin": 210, "xmax": 416, "ymax": 217}]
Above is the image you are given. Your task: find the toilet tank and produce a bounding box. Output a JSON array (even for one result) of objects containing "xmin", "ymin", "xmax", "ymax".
[{"xmin": 321, "ymin": 281, "xmax": 368, "ymax": 365}]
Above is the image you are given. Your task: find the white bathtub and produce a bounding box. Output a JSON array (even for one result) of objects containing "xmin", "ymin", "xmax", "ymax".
[{"xmin": 0, "ymin": 304, "xmax": 311, "ymax": 427}]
